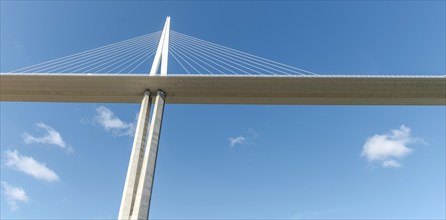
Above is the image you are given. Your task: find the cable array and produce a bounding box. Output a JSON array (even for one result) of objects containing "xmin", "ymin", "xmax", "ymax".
[
  {"xmin": 7, "ymin": 30, "xmax": 316, "ymax": 76},
  {"xmin": 9, "ymin": 31, "xmax": 161, "ymax": 74},
  {"xmin": 169, "ymin": 31, "xmax": 316, "ymax": 76}
]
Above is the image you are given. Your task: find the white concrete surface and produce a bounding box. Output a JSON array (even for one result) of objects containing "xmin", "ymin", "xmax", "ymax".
[
  {"xmin": 130, "ymin": 91, "xmax": 166, "ymax": 220},
  {"xmin": 118, "ymin": 90, "xmax": 151, "ymax": 219}
]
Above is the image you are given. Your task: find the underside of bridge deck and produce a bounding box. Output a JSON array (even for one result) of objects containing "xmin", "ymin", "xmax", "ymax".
[{"xmin": 1, "ymin": 74, "xmax": 445, "ymax": 105}]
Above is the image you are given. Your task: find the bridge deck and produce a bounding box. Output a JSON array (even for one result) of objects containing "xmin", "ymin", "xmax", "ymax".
[{"xmin": 1, "ymin": 74, "xmax": 445, "ymax": 105}]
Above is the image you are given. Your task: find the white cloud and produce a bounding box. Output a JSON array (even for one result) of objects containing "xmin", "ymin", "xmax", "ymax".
[
  {"xmin": 382, "ymin": 159, "xmax": 401, "ymax": 168},
  {"xmin": 361, "ymin": 125, "xmax": 424, "ymax": 168},
  {"xmin": 229, "ymin": 136, "xmax": 246, "ymax": 148},
  {"xmin": 4, "ymin": 150, "xmax": 60, "ymax": 182},
  {"xmin": 228, "ymin": 129, "xmax": 259, "ymax": 148},
  {"xmin": 94, "ymin": 106, "xmax": 135, "ymax": 136},
  {"xmin": 23, "ymin": 122, "xmax": 72, "ymax": 152},
  {"xmin": 1, "ymin": 181, "xmax": 29, "ymax": 211}
]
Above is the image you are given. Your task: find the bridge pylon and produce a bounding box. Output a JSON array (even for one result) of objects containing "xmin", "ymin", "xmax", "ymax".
[{"xmin": 118, "ymin": 17, "xmax": 170, "ymax": 220}]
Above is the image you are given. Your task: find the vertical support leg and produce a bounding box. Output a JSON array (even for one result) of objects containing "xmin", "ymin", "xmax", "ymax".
[
  {"xmin": 118, "ymin": 91, "xmax": 151, "ymax": 219},
  {"xmin": 131, "ymin": 90, "xmax": 166, "ymax": 220}
]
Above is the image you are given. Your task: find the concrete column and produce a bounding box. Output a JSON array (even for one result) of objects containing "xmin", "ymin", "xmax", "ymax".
[
  {"xmin": 118, "ymin": 90, "xmax": 152, "ymax": 219},
  {"xmin": 150, "ymin": 17, "xmax": 170, "ymax": 76},
  {"xmin": 131, "ymin": 90, "xmax": 166, "ymax": 220}
]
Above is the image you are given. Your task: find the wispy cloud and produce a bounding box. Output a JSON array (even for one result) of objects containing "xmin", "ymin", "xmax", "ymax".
[
  {"xmin": 4, "ymin": 149, "xmax": 60, "ymax": 182},
  {"xmin": 229, "ymin": 136, "xmax": 246, "ymax": 148},
  {"xmin": 246, "ymin": 128, "xmax": 260, "ymax": 138},
  {"xmin": 361, "ymin": 125, "xmax": 424, "ymax": 168},
  {"xmin": 1, "ymin": 181, "xmax": 29, "ymax": 211},
  {"xmin": 228, "ymin": 129, "xmax": 259, "ymax": 148},
  {"xmin": 93, "ymin": 106, "xmax": 136, "ymax": 136},
  {"xmin": 382, "ymin": 159, "xmax": 402, "ymax": 168},
  {"xmin": 23, "ymin": 122, "xmax": 72, "ymax": 152}
]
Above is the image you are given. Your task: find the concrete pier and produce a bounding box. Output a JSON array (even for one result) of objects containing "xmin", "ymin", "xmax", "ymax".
[
  {"xmin": 131, "ymin": 90, "xmax": 166, "ymax": 219},
  {"xmin": 118, "ymin": 90, "xmax": 152, "ymax": 219}
]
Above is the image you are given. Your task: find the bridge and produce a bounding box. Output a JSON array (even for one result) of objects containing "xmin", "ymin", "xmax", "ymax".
[{"xmin": 1, "ymin": 17, "xmax": 445, "ymax": 219}]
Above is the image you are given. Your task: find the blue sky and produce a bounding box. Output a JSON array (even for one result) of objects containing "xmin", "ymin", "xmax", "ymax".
[{"xmin": 1, "ymin": 1, "xmax": 445, "ymax": 219}]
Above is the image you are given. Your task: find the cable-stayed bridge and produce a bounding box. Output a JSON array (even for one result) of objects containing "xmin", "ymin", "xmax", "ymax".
[
  {"xmin": 1, "ymin": 17, "xmax": 445, "ymax": 219},
  {"xmin": 1, "ymin": 17, "xmax": 444, "ymax": 105}
]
